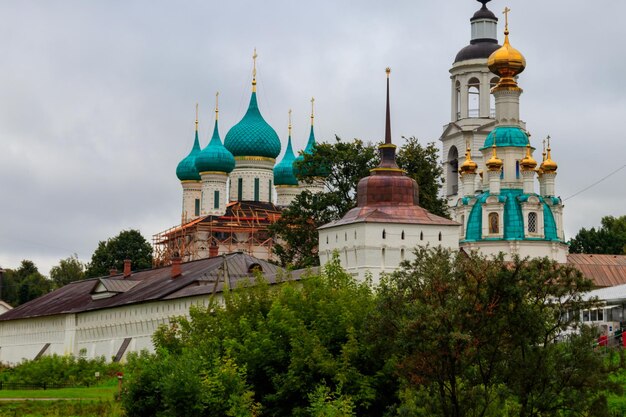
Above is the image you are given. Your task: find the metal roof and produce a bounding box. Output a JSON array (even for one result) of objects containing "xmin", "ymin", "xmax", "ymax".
[
  {"xmin": 0, "ymin": 253, "xmax": 284, "ymax": 322},
  {"xmin": 568, "ymin": 254, "xmax": 626, "ymax": 288}
]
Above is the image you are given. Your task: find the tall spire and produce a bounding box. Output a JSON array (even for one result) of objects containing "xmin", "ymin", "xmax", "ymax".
[
  {"xmin": 252, "ymin": 48, "xmax": 258, "ymax": 92},
  {"xmin": 195, "ymin": 102, "xmax": 199, "ymax": 132},
  {"xmin": 215, "ymin": 92, "xmax": 219, "ymax": 121},
  {"xmin": 310, "ymin": 97, "xmax": 315, "ymax": 126},
  {"xmin": 371, "ymin": 67, "xmax": 401, "ymax": 173},
  {"xmin": 385, "ymin": 67, "xmax": 392, "ymax": 145},
  {"xmin": 288, "ymin": 108, "xmax": 292, "ymax": 136}
]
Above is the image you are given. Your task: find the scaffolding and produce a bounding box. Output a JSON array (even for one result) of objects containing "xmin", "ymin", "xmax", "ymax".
[{"xmin": 152, "ymin": 201, "xmax": 282, "ymax": 267}]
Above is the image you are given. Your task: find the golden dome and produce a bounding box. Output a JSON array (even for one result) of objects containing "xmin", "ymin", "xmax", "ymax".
[
  {"xmin": 541, "ymin": 146, "xmax": 558, "ymax": 173},
  {"xmin": 520, "ymin": 144, "xmax": 537, "ymax": 171},
  {"xmin": 488, "ymin": 8, "xmax": 526, "ymax": 91},
  {"xmin": 486, "ymin": 144, "xmax": 503, "ymax": 171},
  {"xmin": 459, "ymin": 146, "xmax": 478, "ymax": 175}
]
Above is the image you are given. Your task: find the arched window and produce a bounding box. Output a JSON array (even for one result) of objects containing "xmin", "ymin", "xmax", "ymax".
[
  {"xmin": 455, "ymin": 80, "xmax": 461, "ymax": 120},
  {"xmin": 468, "ymin": 77, "xmax": 480, "ymax": 117},
  {"xmin": 326, "ymin": 235, "xmax": 328, "ymax": 244},
  {"xmin": 516, "ymin": 161, "xmax": 520, "ymax": 179},
  {"xmin": 382, "ymin": 229, "xmax": 386, "ymax": 239},
  {"xmin": 438, "ymin": 232, "xmax": 442, "ymax": 241},
  {"xmin": 382, "ymin": 248, "xmax": 386, "ymax": 266},
  {"xmin": 447, "ymin": 146, "xmax": 459, "ymax": 196},
  {"xmin": 528, "ymin": 212, "xmax": 537, "ymax": 233},
  {"xmin": 489, "ymin": 212, "xmax": 500, "ymax": 234},
  {"xmin": 490, "ymin": 77, "xmax": 499, "ymax": 117},
  {"xmin": 400, "ymin": 248, "xmax": 405, "ymax": 261},
  {"xmin": 420, "ymin": 231, "xmax": 424, "ymax": 241},
  {"xmin": 401, "ymin": 230, "xmax": 405, "ymax": 240}
]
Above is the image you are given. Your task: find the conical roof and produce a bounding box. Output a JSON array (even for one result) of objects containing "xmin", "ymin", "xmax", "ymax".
[
  {"xmin": 195, "ymin": 119, "xmax": 235, "ymax": 174},
  {"xmin": 273, "ymin": 134, "xmax": 298, "ymax": 186},
  {"xmin": 176, "ymin": 128, "xmax": 201, "ymax": 181}
]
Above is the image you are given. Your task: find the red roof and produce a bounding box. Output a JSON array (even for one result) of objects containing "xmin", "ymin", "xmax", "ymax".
[{"xmin": 567, "ymin": 254, "xmax": 626, "ymax": 288}]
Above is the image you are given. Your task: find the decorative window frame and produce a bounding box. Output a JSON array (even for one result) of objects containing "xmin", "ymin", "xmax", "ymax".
[
  {"xmin": 482, "ymin": 196, "xmax": 504, "ymax": 238},
  {"xmin": 521, "ymin": 196, "xmax": 544, "ymax": 238}
]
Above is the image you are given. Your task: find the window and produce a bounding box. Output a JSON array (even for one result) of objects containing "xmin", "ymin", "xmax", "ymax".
[
  {"xmin": 438, "ymin": 232, "xmax": 442, "ymax": 241},
  {"xmin": 528, "ymin": 212, "xmax": 537, "ymax": 233},
  {"xmin": 269, "ymin": 180, "xmax": 272, "ymax": 202},
  {"xmin": 214, "ymin": 190, "xmax": 219, "ymax": 209},
  {"xmin": 382, "ymin": 229, "xmax": 386, "ymax": 239},
  {"xmin": 598, "ymin": 309, "xmax": 604, "ymax": 321},
  {"xmin": 468, "ymin": 78, "xmax": 480, "ymax": 117},
  {"xmin": 344, "ymin": 232, "xmax": 347, "ymax": 241},
  {"xmin": 490, "ymin": 77, "xmax": 498, "ymax": 117},
  {"xmin": 447, "ymin": 146, "xmax": 459, "ymax": 196},
  {"xmin": 400, "ymin": 248, "xmax": 405, "ymax": 261},
  {"xmin": 455, "ymin": 80, "xmax": 461, "ymax": 120},
  {"xmin": 489, "ymin": 212, "xmax": 499, "ymax": 234},
  {"xmin": 254, "ymin": 178, "xmax": 260, "ymax": 202},
  {"xmin": 420, "ymin": 231, "xmax": 424, "ymax": 241},
  {"xmin": 516, "ymin": 161, "xmax": 520, "ymax": 179},
  {"xmin": 591, "ymin": 309, "xmax": 598, "ymax": 321},
  {"xmin": 194, "ymin": 199, "xmax": 200, "ymax": 216},
  {"xmin": 237, "ymin": 178, "xmax": 243, "ymax": 201},
  {"xmin": 326, "ymin": 235, "xmax": 328, "ymax": 244},
  {"xmin": 401, "ymin": 230, "xmax": 405, "ymax": 240}
]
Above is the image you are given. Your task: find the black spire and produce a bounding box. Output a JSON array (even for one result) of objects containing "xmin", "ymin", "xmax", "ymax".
[{"xmin": 373, "ymin": 68, "xmax": 400, "ymax": 172}]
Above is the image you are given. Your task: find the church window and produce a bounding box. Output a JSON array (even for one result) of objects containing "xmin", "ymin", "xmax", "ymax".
[
  {"xmin": 500, "ymin": 169, "xmax": 504, "ymax": 180},
  {"xmin": 254, "ymin": 178, "xmax": 260, "ymax": 202},
  {"xmin": 447, "ymin": 146, "xmax": 459, "ymax": 196},
  {"xmin": 401, "ymin": 248, "xmax": 405, "ymax": 261},
  {"xmin": 269, "ymin": 180, "xmax": 272, "ymax": 202},
  {"xmin": 237, "ymin": 178, "xmax": 243, "ymax": 201},
  {"xmin": 468, "ymin": 77, "xmax": 480, "ymax": 117},
  {"xmin": 214, "ymin": 190, "xmax": 219, "ymax": 209},
  {"xmin": 401, "ymin": 230, "xmax": 405, "ymax": 240},
  {"xmin": 382, "ymin": 229, "xmax": 386, "ymax": 239},
  {"xmin": 326, "ymin": 235, "xmax": 328, "ymax": 244},
  {"xmin": 438, "ymin": 232, "xmax": 442, "ymax": 241},
  {"xmin": 489, "ymin": 212, "xmax": 499, "ymax": 234},
  {"xmin": 194, "ymin": 199, "xmax": 200, "ymax": 216},
  {"xmin": 455, "ymin": 80, "xmax": 461, "ymax": 120},
  {"xmin": 420, "ymin": 231, "xmax": 424, "ymax": 241},
  {"xmin": 528, "ymin": 212, "xmax": 537, "ymax": 233},
  {"xmin": 490, "ymin": 77, "xmax": 499, "ymax": 117},
  {"xmin": 516, "ymin": 161, "xmax": 520, "ymax": 179},
  {"xmin": 382, "ymin": 248, "xmax": 386, "ymax": 266}
]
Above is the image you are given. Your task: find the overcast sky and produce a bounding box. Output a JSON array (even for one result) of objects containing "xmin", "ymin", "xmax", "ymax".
[{"xmin": 1, "ymin": 0, "xmax": 624, "ymax": 275}]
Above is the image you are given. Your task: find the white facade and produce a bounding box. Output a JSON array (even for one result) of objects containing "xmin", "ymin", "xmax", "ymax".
[
  {"xmin": 275, "ymin": 185, "xmax": 301, "ymax": 207},
  {"xmin": 229, "ymin": 158, "xmax": 276, "ymax": 203},
  {"xmin": 200, "ymin": 172, "xmax": 229, "ymax": 216},
  {"xmin": 181, "ymin": 181, "xmax": 201, "ymax": 221}
]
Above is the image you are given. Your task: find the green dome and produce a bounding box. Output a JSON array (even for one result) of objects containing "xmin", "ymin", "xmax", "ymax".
[
  {"xmin": 224, "ymin": 92, "xmax": 281, "ymax": 158},
  {"xmin": 176, "ymin": 130, "xmax": 201, "ymax": 181},
  {"xmin": 482, "ymin": 126, "xmax": 529, "ymax": 149},
  {"xmin": 294, "ymin": 125, "xmax": 328, "ymax": 177},
  {"xmin": 273, "ymin": 135, "xmax": 298, "ymax": 186},
  {"xmin": 195, "ymin": 120, "xmax": 235, "ymax": 174}
]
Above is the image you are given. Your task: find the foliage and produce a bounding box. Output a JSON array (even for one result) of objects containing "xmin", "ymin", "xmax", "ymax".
[
  {"xmin": 85, "ymin": 229, "xmax": 153, "ymax": 278},
  {"xmin": 569, "ymin": 215, "xmax": 626, "ymax": 255},
  {"xmin": 0, "ymin": 354, "xmax": 122, "ymax": 387},
  {"xmin": 396, "ymin": 137, "xmax": 449, "ymax": 218},
  {"xmin": 0, "ymin": 260, "xmax": 52, "ymax": 306},
  {"xmin": 50, "ymin": 254, "xmax": 86, "ymax": 288},
  {"xmin": 374, "ymin": 247, "xmax": 616, "ymax": 417}
]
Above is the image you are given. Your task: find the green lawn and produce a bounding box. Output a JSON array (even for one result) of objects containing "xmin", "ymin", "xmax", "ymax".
[{"xmin": 0, "ymin": 385, "xmax": 117, "ymax": 400}]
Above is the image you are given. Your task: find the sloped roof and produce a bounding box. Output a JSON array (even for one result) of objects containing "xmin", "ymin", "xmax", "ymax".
[
  {"xmin": 0, "ymin": 253, "xmax": 285, "ymax": 322},
  {"xmin": 568, "ymin": 254, "xmax": 626, "ymax": 288}
]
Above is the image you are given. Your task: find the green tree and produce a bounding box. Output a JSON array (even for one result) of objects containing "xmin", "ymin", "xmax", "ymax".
[
  {"xmin": 49, "ymin": 254, "xmax": 85, "ymax": 288},
  {"xmin": 569, "ymin": 215, "xmax": 626, "ymax": 254},
  {"xmin": 396, "ymin": 137, "xmax": 449, "ymax": 218},
  {"xmin": 85, "ymin": 229, "xmax": 153, "ymax": 278},
  {"xmin": 374, "ymin": 247, "xmax": 615, "ymax": 417},
  {"xmin": 0, "ymin": 260, "xmax": 52, "ymax": 306}
]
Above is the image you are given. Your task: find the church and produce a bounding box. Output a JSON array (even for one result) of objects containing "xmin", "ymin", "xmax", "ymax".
[{"xmin": 0, "ymin": 0, "xmax": 625, "ymax": 364}]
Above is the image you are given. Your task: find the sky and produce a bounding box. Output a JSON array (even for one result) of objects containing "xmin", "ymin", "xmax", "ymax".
[{"xmin": 0, "ymin": 0, "xmax": 625, "ymax": 276}]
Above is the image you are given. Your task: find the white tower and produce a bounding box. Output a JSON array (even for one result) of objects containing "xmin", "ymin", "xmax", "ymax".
[{"xmin": 176, "ymin": 105, "xmax": 202, "ymax": 223}]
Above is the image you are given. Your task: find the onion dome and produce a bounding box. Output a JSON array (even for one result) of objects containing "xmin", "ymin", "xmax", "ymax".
[
  {"xmin": 488, "ymin": 8, "xmax": 526, "ymax": 91},
  {"xmin": 483, "ymin": 126, "xmax": 529, "ymax": 149},
  {"xmin": 195, "ymin": 93, "xmax": 235, "ymax": 174},
  {"xmin": 273, "ymin": 110, "xmax": 299, "ymax": 186},
  {"xmin": 454, "ymin": 0, "xmax": 501, "ymax": 63},
  {"xmin": 486, "ymin": 143, "xmax": 503, "ymax": 171},
  {"xmin": 520, "ymin": 143, "xmax": 537, "ymax": 171},
  {"xmin": 224, "ymin": 50, "xmax": 281, "ymax": 159},
  {"xmin": 540, "ymin": 136, "xmax": 558, "ymax": 172},
  {"xmin": 294, "ymin": 97, "xmax": 328, "ymax": 177},
  {"xmin": 459, "ymin": 145, "xmax": 478, "ymax": 175},
  {"xmin": 176, "ymin": 107, "xmax": 202, "ymax": 181}
]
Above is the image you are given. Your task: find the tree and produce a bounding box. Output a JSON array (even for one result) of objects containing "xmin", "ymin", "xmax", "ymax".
[
  {"xmin": 85, "ymin": 229, "xmax": 153, "ymax": 278},
  {"xmin": 373, "ymin": 247, "xmax": 616, "ymax": 417},
  {"xmin": 49, "ymin": 254, "xmax": 86, "ymax": 288},
  {"xmin": 396, "ymin": 137, "xmax": 449, "ymax": 218},
  {"xmin": 569, "ymin": 215, "xmax": 626, "ymax": 255},
  {"xmin": 0, "ymin": 260, "xmax": 52, "ymax": 306}
]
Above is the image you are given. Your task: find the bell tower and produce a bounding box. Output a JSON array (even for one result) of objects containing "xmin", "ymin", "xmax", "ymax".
[{"xmin": 440, "ymin": 0, "xmax": 501, "ymax": 206}]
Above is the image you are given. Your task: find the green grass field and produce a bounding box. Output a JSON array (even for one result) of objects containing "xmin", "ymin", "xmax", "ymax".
[{"xmin": 0, "ymin": 385, "xmax": 117, "ymax": 400}]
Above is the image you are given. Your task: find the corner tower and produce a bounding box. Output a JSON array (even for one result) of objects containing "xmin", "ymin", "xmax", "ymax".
[
  {"xmin": 224, "ymin": 50, "xmax": 281, "ymax": 203},
  {"xmin": 176, "ymin": 105, "xmax": 202, "ymax": 222},
  {"xmin": 440, "ymin": 0, "xmax": 504, "ymax": 205}
]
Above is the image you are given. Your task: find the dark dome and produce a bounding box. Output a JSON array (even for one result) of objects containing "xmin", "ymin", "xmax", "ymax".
[
  {"xmin": 471, "ymin": 6, "xmax": 497, "ymax": 21},
  {"xmin": 356, "ymin": 172, "xmax": 419, "ymax": 207},
  {"xmin": 454, "ymin": 40, "xmax": 501, "ymax": 63}
]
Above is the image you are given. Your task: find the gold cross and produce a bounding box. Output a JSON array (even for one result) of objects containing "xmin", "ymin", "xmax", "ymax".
[
  {"xmin": 252, "ymin": 48, "xmax": 258, "ymax": 78},
  {"xmin": 310, "ymin": 97, "xmax": 315, "ymax": 124},
  {"xmin": 503, "ymin": 7, "xmax": 511, "ymax": 31},
  {"xmin": 288, "ymin": 109, "xmax": 292, "ymax": 134},
  {"xmin": 546, "ymin": 135, "xmax": 551, "ymax": 149},
  {"xmin": 215, "ymin": 92, "xmax": 219, "ymax": 119},
  {"xmin": 195, "ymin": 103, "xmax": 199, "ymax": 125}
]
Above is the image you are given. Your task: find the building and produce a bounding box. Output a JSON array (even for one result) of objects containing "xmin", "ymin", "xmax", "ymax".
[{"xmin": 318, "ymin": 69, "xmax": 460, "ymax": 282}]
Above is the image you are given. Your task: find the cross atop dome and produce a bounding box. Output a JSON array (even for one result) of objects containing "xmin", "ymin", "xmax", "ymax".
[{"xmin": 477, "ymin": 0, "xmax": 492, "ymax": 6}]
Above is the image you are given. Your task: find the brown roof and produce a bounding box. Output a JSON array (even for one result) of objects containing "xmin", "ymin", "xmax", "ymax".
[
  {"xmin": 320, "ymin": 205, "xmax": 458, "ymax": 229},
  {"xmin": 0, "ymin": 253, "xmax": 288, "ymax": 322},
  {"xmin": 567, "ymin": 254, "xmax": 626, "ymax": 288}
]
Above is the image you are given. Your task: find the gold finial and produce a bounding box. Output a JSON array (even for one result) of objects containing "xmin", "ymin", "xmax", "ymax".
[
  {"xmin": 520, "ymin": 142, "xmax": 537, "ymax": 171},
  {"xmin": 503, "ymin": 7, "xmax": 511, "ymax": 34},
  {"xmin": 310, "ymin": 97, "xmax": 315, "ymax": 126},
  {"xmin": 288, "ymin": 109, "xmax": 292, "ymax": 136},
  {"xmin": 542, "ymin": 134, "xmax": 558, "ymax": 172},
  {"xmin": 385, "ymin": 67, "xmax": 391, "ymax": 77},
  {"xmin": 195, "ymin": 103, "xmax": 199, "ymax": 131},
  {"xmin": 486, "ymin": 142, "xmax": 503, "ymax": 171},
  {"xmin": 459, "ymin": 138, "xmax": 478, "ymax": 175},
  {"xmin": 542, "ymin": 138, "xmax": 547, "ymax": 161},
  {"xmin": 215, "ymin": 92, "xmax": 219, "ymax": 121},
  {"xmin": 252, "ymin": 48, "xmax": 258, "ymax": 92}
]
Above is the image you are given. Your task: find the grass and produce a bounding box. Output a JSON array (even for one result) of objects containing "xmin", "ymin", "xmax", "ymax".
[
  {"xmin": 0, "ymin": 385, "xmax": 117, "ymax": 400},
  {"xmin": 0, "ymin": 399, "xmax": 123, "ymax": 417}
]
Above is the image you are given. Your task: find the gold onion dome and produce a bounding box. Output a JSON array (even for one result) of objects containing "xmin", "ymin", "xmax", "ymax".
[
  {"xmin": 487, "ymin": 7, "xmax": 526, "ymax": 90},
  {"xmin": 486, "ymin": 143, "xmax": 503, "ymax": 171},
  {"xmin": 541, "ymin": 146, "xmax": 558, "ymax": 173},
  {"xmin": 520, "ymin": 144, "xmax": 537, "ymax": 171},
  {"xmin": 459, "ymin": 146, "xmax": 478, "ymax": 175}
]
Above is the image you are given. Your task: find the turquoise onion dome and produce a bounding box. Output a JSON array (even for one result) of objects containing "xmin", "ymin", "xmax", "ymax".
[
  {"xmin": 176, "ymin": 117, "xmax": 202, "ymax": 181},
  {"xmin": 195, "ymin": 99, "xmax": 235, "ymax": 174},
  {"xmin": 274, "ymin": 133, "xmax": 298, "ymax": 186},
  {"xmin": 482, "ymin": 126, "xmax": 529, "ymax": 150},
  {"xmin": 224, "ymin": 91, "xmax": 281, "ymax": 158}
]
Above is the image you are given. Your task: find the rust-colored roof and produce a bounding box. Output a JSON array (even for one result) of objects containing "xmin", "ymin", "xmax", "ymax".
[
  {"xmin": 567, "ymin": 254, "xmax": 626, "ymax": 288},
  {"xmin": 0, "ymin": 253, "xmax": 285, "ymax": 322},
  {"xmin": 320, "ymin": 205, "xmax": 458, "ymax": 229}
]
